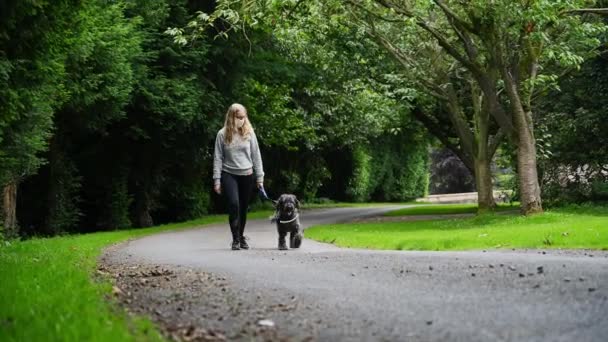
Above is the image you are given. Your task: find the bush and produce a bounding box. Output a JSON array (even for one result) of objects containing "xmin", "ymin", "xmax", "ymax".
[
  {"xmin": 174, "ymin": 185, "xmax": 210, "ymax": 221},
  {"xmin": 346, "ymin": 146, "xmax": 373, "ymax": 202},
  {"xmin": 302, "ymin": 157, "xmax": 332, "ymax": 201},
  {"xmin": 46, "ymin": 154, "xmax": 82, "ymax": 234},
  {"xmin": 591, "ymin": 179, "xmax": 608, "ymax": 201},
  {"xmin": 108, "ymin": 171, "xmax": 132, "ymax": 229},
  {"xmin": 428, "ymin": 148, "xmax": 475, "ymax": 194}
]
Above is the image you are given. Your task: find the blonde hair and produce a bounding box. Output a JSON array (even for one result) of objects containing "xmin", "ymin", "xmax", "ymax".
[{"xmin": 223, "ymin": 103, "xmax": 253, "ymax": 144}]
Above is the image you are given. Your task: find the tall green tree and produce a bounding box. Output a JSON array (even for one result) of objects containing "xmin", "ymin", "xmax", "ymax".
[
  {"xmin": 345, "ymin": 0, "xmax": 605, "ymax": 214},
  {"xmin": 120, "ymin": 0, "xmax": 221, "ymax": 227},
  {"xmin": 43, "ymin": 0, "xmax": 141, "ymax": 234},
  {"xmin": 538, "ymin": 19, "xmax": 608, "ymax": 204},
  {"xmin": 192, "ymin": 0, "xmax": 606, "ymax": 215},
  {"xmin": 0, "ymin": 1, "xmax": 78, "ymax": 237}
]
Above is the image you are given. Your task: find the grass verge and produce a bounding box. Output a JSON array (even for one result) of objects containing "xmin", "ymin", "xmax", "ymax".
[
  {"xmin": 0, "ymin": 210, "xmax": 272, "ymax": 342},
  {"xmin": 305, "ymin": 205, "xmax": 608, "ymax": 251},
  {"xmin": 384, "ymin": 203, "xmax": 518, "ymax": 216},
  {"xmin": 303, "ymin": 201, "xmax": 425, "ymax": 209}
]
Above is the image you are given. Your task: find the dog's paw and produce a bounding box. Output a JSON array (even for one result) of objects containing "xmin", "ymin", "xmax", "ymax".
[{"xmin": 290, "ymin": 234, "xmax": 302, "ymax": 248}]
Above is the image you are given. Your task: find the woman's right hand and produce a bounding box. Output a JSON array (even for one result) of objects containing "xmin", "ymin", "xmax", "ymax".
[{"xmin": 214, "ymin": 184, "xmax": 221, "ymax": 194}]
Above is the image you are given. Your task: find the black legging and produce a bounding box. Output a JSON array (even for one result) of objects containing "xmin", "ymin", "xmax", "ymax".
[{"xmin": 221, "ymin": 171, "xmax": 254, "ymax": 241}]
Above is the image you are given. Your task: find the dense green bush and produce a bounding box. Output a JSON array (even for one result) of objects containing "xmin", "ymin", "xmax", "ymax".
[
  {"xmin": 346, "ymin": 146, "xmax": 373, "ymax": 202},
  {"xmin": 107, "ymin": 171, "xmax": 132, "ymax": 230},
  {"xmin": 46, "ymin": 153, "xmax": 82, "ymax": 234},
  {"xmin": 345, "ymin": 127, "xmax": 429, "ymax": 202},
  {"xmin": 538, "ymin": 49, "xmax": 608, "ymax": 206}
]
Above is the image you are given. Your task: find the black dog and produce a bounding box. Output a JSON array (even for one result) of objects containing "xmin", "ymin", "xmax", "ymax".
[{"xmin": 272, "ymin": 194, "xmax": 302, "ymax": 250}]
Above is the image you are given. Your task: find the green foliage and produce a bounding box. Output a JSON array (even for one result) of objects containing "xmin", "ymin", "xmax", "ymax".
[
  {"xmin": 62, "ymin": 0, "xmax": 140, "ymax": 130},
  {"xmin": 539, "ymin": 47, "xmax": 608, "ymax": 205},
  {"xmin": 301, "ymin": 157, "xmax": 332, "ymax": 201},
  {"xmin": 346, "ymin": 146, "xmax": 373, "ymax": 202},
  {"xmin": 239, "ymin": 78, "xmax": 318, "ymax": 149},
  {"xmin": 46, "ymin": 153, "xmax": 82, "ymax": 234},
  {"xmin": 0, "ymin": 1, "xmax": 77, "ymax": 186},
  {"xmin": 169, "ymin": 181, "xmax": 211, "ymax": 221},
  {"xmin": 108, "ymin": 171, "xmax": 132, "ymax": 230},
  {"xmin": 369, "ymin": 129, "xmax": 429, "ymax": 202},
  {"xmin": 591, "ymin": 180, "xmax": 608, "ymax": 201}
]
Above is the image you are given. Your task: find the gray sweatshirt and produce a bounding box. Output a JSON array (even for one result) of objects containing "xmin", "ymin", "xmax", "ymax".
[{"xmin": 213, "ymin": 128, "xmax": 264, "ymax": 185}]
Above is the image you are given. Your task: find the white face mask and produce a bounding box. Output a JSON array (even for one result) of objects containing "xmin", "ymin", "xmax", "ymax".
[{"xmin": 235, "ymin": 118, "xmax": 245, "ymax": 129}]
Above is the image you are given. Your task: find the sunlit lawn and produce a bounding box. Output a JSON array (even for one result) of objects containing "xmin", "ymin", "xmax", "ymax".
[
  {"xmin": 306, "ymin": 205, "xmax": 608, "ymax": 251},
  {"xmin": 384, "ymin": 203, "xmax": 518, "ymax": 216}
]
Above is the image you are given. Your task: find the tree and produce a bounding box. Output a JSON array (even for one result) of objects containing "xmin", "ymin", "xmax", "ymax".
[
  {"xmin": 538, "ymin": 22, "xmax": 608, "ymax": 204},
  {"xmin": 347, "ymin": 0, "xmax": 605, "ymax": 214},
  {"xmin": 43, "ymin": 0, "xmax": 141, "ymax": 234},
  {"xmin": 193, "ymin": 0, "xmax": 606, "ymax": 214},
  {"xmin": 0, "ymin": 1, "xmax": 78, "ymax": 237},
  {"xmin": 174, "ymin": 1, "xmax": 502, "ymax": 210}
]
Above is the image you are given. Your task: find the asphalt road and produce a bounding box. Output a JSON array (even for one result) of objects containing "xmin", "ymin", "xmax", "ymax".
[{"xmin": 105, "ymin": 207, "xmax": 608, "ymax": 341}]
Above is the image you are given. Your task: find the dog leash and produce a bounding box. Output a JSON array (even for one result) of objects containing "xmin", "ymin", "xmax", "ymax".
[{"xmin": 258, "ymin": 186, "xmax": 272, "ymax": 202}]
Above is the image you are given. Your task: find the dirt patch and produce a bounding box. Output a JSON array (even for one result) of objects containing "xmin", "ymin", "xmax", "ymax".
[{"xmin": 98, "ymin": 254, "xmax": 315, "ymax": 342}]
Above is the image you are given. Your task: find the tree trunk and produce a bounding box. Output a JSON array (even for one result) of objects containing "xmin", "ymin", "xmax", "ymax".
[
  {"xmin": 474, "ymin": 157, "xmax": 496, "ymax": 212},
  {"xmin": 2, "ymin": 180, "xmax": 18, "ymax": 238},
  {"xmin": 499, "ymin": 65, "xmax": 543, "ymax": 215},
  {"xmin": 515, "ymin": 116, "xmax": 543, "ymax": 215},
  {"xmin": 470, "ymin": 81, "xmax": 496, "ymax": 213},
  {"xmin": 134, "ymin": 189, "xmax": 153, "ymax": 227}
]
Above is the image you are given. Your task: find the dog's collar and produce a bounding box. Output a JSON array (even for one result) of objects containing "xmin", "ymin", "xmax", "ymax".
[{"xmin": 279, "ymin": 214, "xmax": 299, "ymax": 224}]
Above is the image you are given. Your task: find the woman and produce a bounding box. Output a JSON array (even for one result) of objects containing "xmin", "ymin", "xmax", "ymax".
[{"xmin": 213, "ymin": 103, "xmax": 264, "ymax": 250}]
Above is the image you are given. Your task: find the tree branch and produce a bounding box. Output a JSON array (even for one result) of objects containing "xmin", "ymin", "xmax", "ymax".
[
  {"xmin": 445, "ymin": 84, "xmax": 475, "ymax": 156},
  {"xmin": 411, "ymin": 107, "xmax": 474, "ymax": 170},
  {"xmin": 373, "ymin": 0, "xmax": 484, "ymax": 78},
  {"xmin": 433, "ymin": 0, "xmax": 475, "ymax": 32},
  {"xmin": 285, "ymin": 0, "xmax": 307, "ymax": 19},
  {"xmin": 346, "ymin": 0, "xmax": 403, "ymax": 23},
  {"xmin": 488, "ymin": 127, "xmax": 504, "ymax": 158},
  {"xmin": 562, "ymin": 8, "xmax": 608, "ymax": 16},
  {"xmin": 364, "ymin": 20, "xmax": 450, "ymax": 101}
]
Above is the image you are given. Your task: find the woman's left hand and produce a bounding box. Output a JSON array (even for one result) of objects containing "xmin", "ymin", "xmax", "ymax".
[{"xmin": 257, "ymin": 182, "xmax": 263, "ymax": 189}]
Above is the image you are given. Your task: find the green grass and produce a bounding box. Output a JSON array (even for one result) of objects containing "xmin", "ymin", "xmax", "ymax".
[
  {"xmin": 302, "ymin": 201, "xmax": 425, "ymax": 209},
  {"xmin": 0, "ymin": 210, "xmax": 272, "ymax": 342},
  {"xmin": 384, "ymin": 203, "xmax": 518, "ymax": 216},
  {"xmin": 306, "ymin": 205, "xmax": 608, "ymax": 251}
]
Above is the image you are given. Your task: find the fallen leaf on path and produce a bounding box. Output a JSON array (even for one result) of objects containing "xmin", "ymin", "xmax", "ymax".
[
  {"xmin": 257, "ymin": 319, "xmax": 275, "ymax": 327},
  {"xmin": 112, "ymin": 286, "xmax": 123, "ymax": 296}
]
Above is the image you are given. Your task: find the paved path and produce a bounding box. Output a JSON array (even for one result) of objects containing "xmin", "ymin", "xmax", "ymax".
[{"xmin": 105, "ymin": 207, "xmax": 608, "ymax": 341}]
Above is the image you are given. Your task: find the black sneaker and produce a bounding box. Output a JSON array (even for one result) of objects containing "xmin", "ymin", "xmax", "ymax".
[
  {"xmin": 239, "ymin": 236, "xmax": 250, "ymax": 250},
  {"xmin": 231, "ymin": 240, "xmax": 240, "ymax": 250}
]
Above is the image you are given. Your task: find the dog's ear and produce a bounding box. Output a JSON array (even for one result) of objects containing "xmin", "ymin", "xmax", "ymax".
[
  {"xmin": 294, "ymin": 197, "xmax": 301, "ymax": 209},
  {"xmin": 272, "ymin": 199, "xmax": 278, "ymax": 208},
  {"xmin": 276, "ymin": 195, "xmax": 285, "ymax": 209}
]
